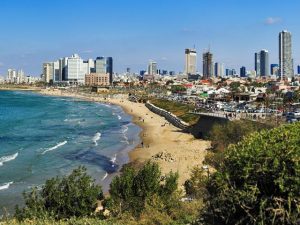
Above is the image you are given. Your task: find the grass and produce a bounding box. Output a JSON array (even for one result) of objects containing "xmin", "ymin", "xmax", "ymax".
[{"xmin": 150, "ymin": 98, "xmax": 200, "ymax": 125}]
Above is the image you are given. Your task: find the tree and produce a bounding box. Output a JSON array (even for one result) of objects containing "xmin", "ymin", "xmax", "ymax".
[
  {"xmin": 229, "ymin": 82, "xmax": 240, "ymax": 92},
  {"xmin": 184, "ymin": 167, "xmax": 208, "ymax": 199},
  {"xmin": 200, "ymin": 123, "xmax": 300, "ymax": 224},
  {"xmin": 108, "ymin": 161, "xmax": 179, "ymax": 217},
  {"xmin": 15, "ymin": 166, "xmax": 103, "ymax": 221}
]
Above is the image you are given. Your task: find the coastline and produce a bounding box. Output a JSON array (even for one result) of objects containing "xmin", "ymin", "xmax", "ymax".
[
  {"xmin": 39, "ymin": 89, "xmax": 210, "ymax": 187},
  {"xmin": 0, "ymin": 87, "xmax": 41, "ymax": 91}
]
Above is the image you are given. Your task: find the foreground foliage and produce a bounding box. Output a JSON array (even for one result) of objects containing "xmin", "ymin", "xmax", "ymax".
[
  {"xmin": 201, "ymin": 123, "xmax": 300, "ymax": 224},
  {"xmin": 107, "ymin": 161, "xmax": 179, "ymax": 216},
  {"xmin": 206, "ymin": 120, "xmax": 272, "ymax": 168},
  {"xmin": 15, "ymin": 166, "xmax": 103, "ymax": 221}
]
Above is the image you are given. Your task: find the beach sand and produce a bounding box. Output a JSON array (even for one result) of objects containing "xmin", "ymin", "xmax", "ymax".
[{"xmin": 40, "ymin": 89, "xmax": 210, "ymax": 187}]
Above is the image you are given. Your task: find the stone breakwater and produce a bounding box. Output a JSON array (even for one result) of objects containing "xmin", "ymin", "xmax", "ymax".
[{"xmin": 145, "ymin": 102, "xmax": 189, "ymax": 130}]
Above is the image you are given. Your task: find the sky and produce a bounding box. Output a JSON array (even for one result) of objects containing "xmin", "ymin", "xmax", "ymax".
[{"xmin": 0, "ymin": 0, "xmax": 300, "ymax": 76}]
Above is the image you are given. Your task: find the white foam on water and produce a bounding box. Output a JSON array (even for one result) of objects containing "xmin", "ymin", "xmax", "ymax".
[
  {"xmin": 0, "ymin": 182, "xmax": 13, "ymax": 191},
  {"xmin": 122, "ymin": 125, "xmax": 129, "ymax": 134},
  {"xmin": 117, "ymin": 115, "xmax": 122, "ymax": 120},
  {"xmin": 111, "ymin": 154, "xmax": 118, "ymax": 168},
  {"xmin": 0, "ymin": 153, "xmax": 18, "ymax": 166},
  {"xmin": 92, "ymin": 132, "xmax": 101, "ymax": 146},
  {"xmin": 101, "ymin": 173, "xmax": 108, "ymax": 181},
  {"xmin": 122, "ymin": 125, "xmax": 129, "ymax": 145},
  {"xmin": 111, "ymin": 154, "xmax": 117, "ymax": 164},
  {"xmin": 42, "ymin": 141, "xmax": 67, "ymax": 155}
]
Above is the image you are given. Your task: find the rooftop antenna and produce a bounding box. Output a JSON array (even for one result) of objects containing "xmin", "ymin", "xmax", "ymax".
[{"xmin": 208, "ymin": 44, "xmax": 211, "ymax": 52}]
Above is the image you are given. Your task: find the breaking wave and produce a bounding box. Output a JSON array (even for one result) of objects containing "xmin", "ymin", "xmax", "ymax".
[
  {"xmin": 92, "ymin": 132, "xmax": 101, "ymax": 146},
  {"xmin": 0, "ymin": 182, "xmax": 13, "ymax": 191},
  {"xmin": 42, "ymin": 141, "xmax": 67, "ymax": 155},
  {"xmin": 0, "ymin": 153, "xmax": 18, "ymax": 166}
]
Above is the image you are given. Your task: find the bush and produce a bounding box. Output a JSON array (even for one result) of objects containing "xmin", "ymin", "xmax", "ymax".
[
  {"xmin": 207, "ymin": 120, "xmax": 271, "ymax": 168},
  {"xmin": 184, "ymin": 167, "xmax": 209, "ymax": 199},
  {"xmin": 15, "ymin": 166, "xmax": 103, "ymax": 221},
  {"xmin": 108, "ymin": 161, "xmax": 179, "ymax": 217},
  {"xmin": 200, "ymin": 123, "xmax": 300, "ymax": 224}
]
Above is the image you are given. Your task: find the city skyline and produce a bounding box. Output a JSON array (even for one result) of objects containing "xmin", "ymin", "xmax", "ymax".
[{"xmin": 1, "ymin": 0, "xmax": 300, "ymax": 76}]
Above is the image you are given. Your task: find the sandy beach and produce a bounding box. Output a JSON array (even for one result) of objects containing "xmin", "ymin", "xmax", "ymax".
[{"xmin": 40, "ymin": 89, "xmax": 210, "ymax": 186}]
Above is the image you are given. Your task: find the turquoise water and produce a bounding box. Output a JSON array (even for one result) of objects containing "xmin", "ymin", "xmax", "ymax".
[{"xmin": 0, "ymin": 91, "xmax": 141, "ymax": 213}]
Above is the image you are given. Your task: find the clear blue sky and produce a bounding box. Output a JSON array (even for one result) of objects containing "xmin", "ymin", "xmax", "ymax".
[{"xmin": 0, "ymin": 0, "xmax": 299, "ymax": 76}]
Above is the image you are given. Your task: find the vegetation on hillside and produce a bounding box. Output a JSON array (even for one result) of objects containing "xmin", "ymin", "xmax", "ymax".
[
  {"xmin": 205, "ymin": 120, "xmax": 273, "ymax": 168},
  {"xmin": 150, "ymin": 98, "xmax": 200, "ymax": 124},
  {"xmin": 11, "ymin": 162, "xmax": 201, "ymax": 225},
  {"xmin": 15, "ymin": 166, "xmax": 103, "ymax": 221},
  {"xmin": 200, "ymin": 123, "xmax": 300, "ymax": 224}
]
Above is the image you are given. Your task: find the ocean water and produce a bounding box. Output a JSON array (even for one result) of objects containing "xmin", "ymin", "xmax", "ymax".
[{"xmin": 0, "ymin": 91, "xmax": 141, "ymax": 213}]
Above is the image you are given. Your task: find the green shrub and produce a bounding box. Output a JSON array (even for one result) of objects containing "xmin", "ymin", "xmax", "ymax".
[
  {"xmin": 200, "ymin": 123, "xmax": 300, "ymax": 224},
  {"xmin": 15, "ymin": 166, "xmax": 103, "ymax": 221},
  {"xmin": 108, "ymin": 161, "xmax": 179, "ymax": 217}
]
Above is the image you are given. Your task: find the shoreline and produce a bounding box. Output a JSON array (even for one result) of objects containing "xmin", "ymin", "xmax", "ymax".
[
  {"xmin": 39, "ymin": 89, "xmax": 210, "ymax": 187},
  {"xmin": 0, "ymin": 87, "xmax": 41, "ymax": 91}
]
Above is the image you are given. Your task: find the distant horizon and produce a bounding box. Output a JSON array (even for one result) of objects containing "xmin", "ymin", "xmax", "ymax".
[{"xmin": 0, "ymin": 0, "xmax": 300, "ymax": 76}]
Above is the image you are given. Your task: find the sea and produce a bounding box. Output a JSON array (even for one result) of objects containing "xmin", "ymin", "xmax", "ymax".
[{"xmin": 0, "ymin": 90, "xmax": 141, "ymax": 214}]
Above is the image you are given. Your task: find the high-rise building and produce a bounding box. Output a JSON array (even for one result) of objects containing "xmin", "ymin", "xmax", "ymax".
[
  {"xmin": 279, "ymin": 30, "xmax": 293, "ymax": 79},
  {"xmin": 225, "ymin": 69, "xmax": 233, "ymax": 76},
  {"xmin": 255, "ymin": 52, "xmax": 260, "ymax": 76},
  {"xmin": 7, "ymin": 69, "xmax": 17, "ymax": 83},
  {"xmin": 255, "ymin": 50, "xmax": 269, "ymax": 76},
  {"xmin": 260, "ymin": 50, "xmax": 269, "ymax": 76},
  {"xmin": 270, "ymin": 64, "xmax": 279, "ymax": 76},
  {"xmin": 184, "ymin": 48, "xmax": 197, "ymax": 75},
  {"xmin": 240, "ymin": 66, "xmax": 246, "ymax": 77},
  {"xmin": 59, "ymin": 57, "xmax": 68, "ymax": 81},
  {"xmin": 66, "ymin": 54, "xmax": 86, "ymax": 84},
  {"xmin": 297, "ymin": 65, "xmax": 300, "ymax": 74},
  {"xmin": 140, "ymin": 70, "xmax": 146, "ymax": 76},
  {"xmin": 43, "ymin": 63, "xmax": 54, "ymax": 83},
  {"xmin": 95, "ymin": 57, "xmax": 113, "ymax": 84},
  {"xmin": 214, "ymin": 62, "xmax": 224, "ymax": 77},
  {"xmin": 148, "ymin": 60, "xmax": 157, "ymax": 76},
  {"xmin": 203, "ymin": 51, "xmax": 213, "ymax": 79},
  {"xmin": 52, "ymin": 61, "xmax": 59, "ymax": 82}
]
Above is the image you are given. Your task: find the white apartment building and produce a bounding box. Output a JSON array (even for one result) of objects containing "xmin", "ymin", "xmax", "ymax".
[{"xmin": 185, "ymin": 48, "xmax": 197, "ymax": 75}]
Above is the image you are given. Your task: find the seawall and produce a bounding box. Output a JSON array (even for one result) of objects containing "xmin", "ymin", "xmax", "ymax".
[{"xmin": 145, "ymin": 102, "xmax": 189, "ymax": 130}]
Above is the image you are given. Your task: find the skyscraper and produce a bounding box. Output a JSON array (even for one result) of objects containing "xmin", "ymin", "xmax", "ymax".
[
  {"xmin": 95, "ymin": 57, "xmax": 113, "ymax": 84},
  {"xmin": 240, "ymin": 66, "xmax": 246, "ymax": 77},
  {"xmin": 255, "ymin": 52, "xmax": 260, "ymax": 76},
  {"xmin": 203, "ymin": 51, "xmax": 213, "ymax": 79},
  {"xmin": 66, "ymin": 54, "xmax": 86, "ymax": 84},
  {"xmin": 279, "ymin": 30, "xmax": 293, "ymax": 80},
  {"xmin": 43, "ymin": 63, "xmax": 54, "ymax": 83},
  {"xmin": 255, "ymin": 50, "xmax": 269, "ymax": 77},
  {"xmin": 270, "ymin": 64, "xmax": 279, "ymax": 76},
  {"xmin": 148, "ymin": 60, "xmax": 157, "ymax": 76},
  {"xmin": 214, "ymin": 62, "xmax": 224, "ymax": 77},
  {"xmin": 184, "ymin": 48, "xmax": 197, "ymax": 75},
  {"xmin": 260, "ymin": 50, "xmax": 269, "ymax": 76}
]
